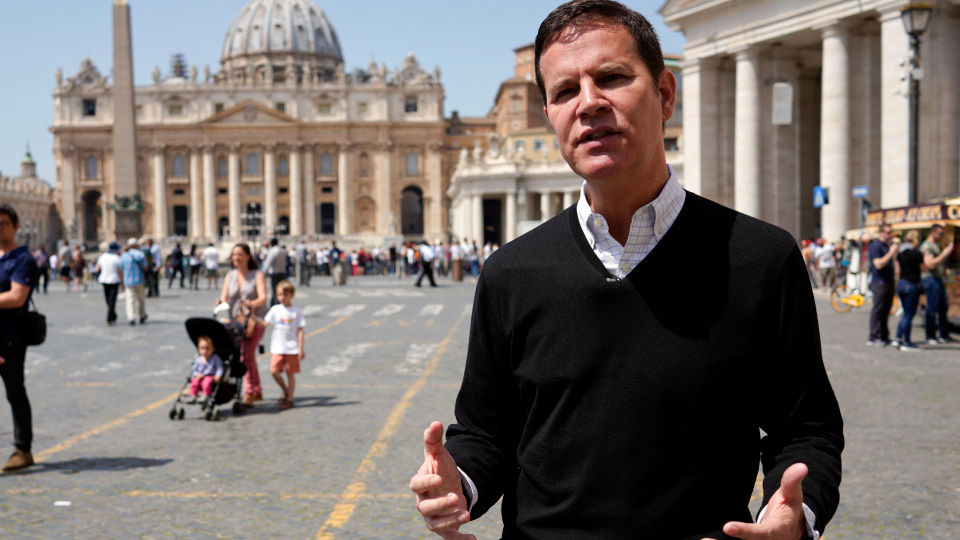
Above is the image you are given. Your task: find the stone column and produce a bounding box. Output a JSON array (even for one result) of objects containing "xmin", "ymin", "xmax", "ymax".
[
  {"xmin": 471, "ymin": 193, "xmax": 483, "ymax": 243},
  {"xmin": 680, "ymin": 57, "xmax": 722, "ymax": 200},
  {"xmin": 304, "ymin": 144, "xmax": 316, "ymax": 235},
  {"xmin": 228, "ymin": 144, "xmax": 241, "ymax": 239},
  {"xmin": 151, "ymin": 145, "xmax": 167, "ymax": 238},
  {"xmin": 289, "ymin": 142, "xmax": 303, "ymax": 236},
  {"xmin": 264, "ymin": 143, "xmax": 277, "ymax": 235},
  {"xmin": 427, "ymin": 141, "xmax": 444, "ymax": 237},
  {"xmin": 189, "ymin": 146, "xmax": 202, "ymax": 239},
  {"xmin": 820, "ymin": 24, "xmax": 852, "ymax": 242},
  {"xmin": 540, "ymin": 191, "xmax": 552, "ymax": 221},
  {"xmin": 505, "ymin": 191, "xmax": 517, "ymax": 243},
  {"xmin": 734, "ymin": 48, "xmax": 762, "ymax": 218},
  {"xmin": 376, "ymin": 141, "xmax": 393, "ymax": 234},
  {"xmin": 880, "ymin": 10, "xmax": 912, "ymax": 207},
  {"xmin": 202, "ymin": 145, "xmax": 216, "ymax": 238},
  {"xmin": 337, "ymin": 142, "xmax": 352, "ymax": 235},
  {"xmin": 60, "ymin": 145, "xmax": 78, "ymax": 240},
  {"xmin": 770, "ymin": 47, "xmax": 800, "ymax": 238},
  {"xmin": 562, "ymin": 190, "xmax": 576, "ymax": 210}
]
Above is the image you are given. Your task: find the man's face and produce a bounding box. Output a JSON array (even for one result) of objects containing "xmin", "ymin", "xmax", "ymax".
[
  {"xmin": 878, "ymin": 227, "xmax": 894, "ymax": 244},
  {"xmin": 931, "ymin": 228, "xmax": 943, "ymax": 243},
  {"xmin": 0, "ymin": 214, "xmax": 18, "ymax": 245},
  {"xmin": 540, "ymin": 20, "xmax": 675, "ymax": 183}
]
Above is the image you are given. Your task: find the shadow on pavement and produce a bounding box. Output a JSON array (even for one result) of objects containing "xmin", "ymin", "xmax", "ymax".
[
  {"xmin": 234, "ymin": 395, "xmax": 359, "ymax": 416},
  {"xmin": 7, "ymin": 457, "xmax": 173, "ymax": 476}
]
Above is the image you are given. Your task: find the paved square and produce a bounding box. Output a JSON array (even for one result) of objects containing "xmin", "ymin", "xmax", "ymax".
[{"xmin": 1, "ymin": 275, "xmax": 958, "ymax": 539}]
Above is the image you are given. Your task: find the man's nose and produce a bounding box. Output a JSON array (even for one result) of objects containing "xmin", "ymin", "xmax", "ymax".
[{"xmin": 578, "ymin": 81, "xmax": 609, "ymax": 118}]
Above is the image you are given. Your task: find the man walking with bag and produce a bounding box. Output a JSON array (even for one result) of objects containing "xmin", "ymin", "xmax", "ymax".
[{"xmin": 0, "ymin": 203, "xmax": 40, "ymax": 472}]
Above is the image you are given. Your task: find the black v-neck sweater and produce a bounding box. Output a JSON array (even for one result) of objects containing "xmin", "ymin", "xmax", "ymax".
[{"xmin": 446, "ymin": 192, "xmax": 844, "ymax": 540}]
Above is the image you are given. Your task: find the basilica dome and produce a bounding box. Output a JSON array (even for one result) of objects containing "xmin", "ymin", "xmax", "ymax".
[{"xmin": 220, "ymin": 0, "xmax": 343, "ymax": 83}]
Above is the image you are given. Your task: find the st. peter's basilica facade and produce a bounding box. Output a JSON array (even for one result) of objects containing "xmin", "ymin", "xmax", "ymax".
[{"xmin": 52, "ymin": 0, "xmax": 450, "ymax": 246}]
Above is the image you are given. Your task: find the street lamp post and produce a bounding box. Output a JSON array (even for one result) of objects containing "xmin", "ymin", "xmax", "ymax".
[{"xmin": 900, "ymin": 2, "xmax": 934, "ymax": 205}]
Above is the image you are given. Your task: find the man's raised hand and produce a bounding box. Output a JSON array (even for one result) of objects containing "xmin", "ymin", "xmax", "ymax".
[
  {"xmin": 410, "ymin": 421, "xmax": 476, "ymax": 540},
  {"xmin": 703, "ymin": 462, "xmax": 810, "ymax": 540}
]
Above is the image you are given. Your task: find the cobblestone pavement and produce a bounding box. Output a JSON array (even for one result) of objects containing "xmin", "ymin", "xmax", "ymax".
[{"xmin": 1, "ymin": 275, "xmax": 958, "ymax": 539}]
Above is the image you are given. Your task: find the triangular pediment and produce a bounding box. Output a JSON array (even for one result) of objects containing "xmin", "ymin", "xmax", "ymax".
[
  {"xmin": 202, "ymin": 100, "xmax": 298, "ymax": 125},
  {"xmin": 659, "ymin": 0, "xmax": 728, "ymax": 17}
]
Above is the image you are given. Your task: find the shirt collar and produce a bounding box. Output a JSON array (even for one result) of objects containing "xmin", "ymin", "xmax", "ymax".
[{"xmin": 576, "ymin": 165, "xmax": 683, "ymax": 248}]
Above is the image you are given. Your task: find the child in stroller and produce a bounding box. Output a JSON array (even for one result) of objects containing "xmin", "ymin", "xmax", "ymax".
[
  {"xmin": 169, "ymin": 316, "xmax": 248, "ymax": 421},
  {"xmin": 187, "ymin": 336, "xmax": 223, "ymax": 404}
]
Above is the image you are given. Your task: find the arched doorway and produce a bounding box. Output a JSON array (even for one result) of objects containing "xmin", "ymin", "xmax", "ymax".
[
  {"xmin": 81, "ymin": 190, "xmax": 101, "ymax": 246},
  {"xmin": 401, "ymin": 186, "xmax": 423, "ymax": 236},
  {"xmin": 278, "ymin": 215, "xmax": 290, "ymax": 236},
  {"xmin": 218, "ymin": 217, "xmax": 229, "ymax": 238}
]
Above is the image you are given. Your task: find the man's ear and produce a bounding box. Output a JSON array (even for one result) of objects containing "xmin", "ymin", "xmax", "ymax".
[{"xmin": 658, "ymin": 69, "xmax": 677, "ymax": 123}]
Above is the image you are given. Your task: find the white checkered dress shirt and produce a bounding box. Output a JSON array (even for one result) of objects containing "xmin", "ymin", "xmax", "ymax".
[{"xmin": 576, "ymin": 166, "xmax": 685, "ymax": 279}]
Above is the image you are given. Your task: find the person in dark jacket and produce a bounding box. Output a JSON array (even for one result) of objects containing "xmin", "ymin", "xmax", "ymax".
[
  {"xmin": 895, "ymin": 230, "xmax": 924, "ymax": 351},
  {"xmin": 0, "ymin": 203, "xmax": 40, "ymax": 472},
  {"xmin": 410, "ymin": 2, "xmax": 843, "ymax": 539}
]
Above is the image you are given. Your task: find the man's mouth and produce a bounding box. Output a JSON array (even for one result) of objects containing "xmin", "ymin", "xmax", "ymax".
[{"xmin": 581, "ymin": 130, "xmax": 615, "ymax": 143}]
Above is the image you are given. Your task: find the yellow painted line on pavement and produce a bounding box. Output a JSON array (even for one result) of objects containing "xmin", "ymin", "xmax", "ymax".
[
  {"xmin": 316, "ymin": 311, "xmax": 466, "ymax": 540},
  {"xmin": 33, "ymin": 391, "xmax": 182, "ymax": 463}
]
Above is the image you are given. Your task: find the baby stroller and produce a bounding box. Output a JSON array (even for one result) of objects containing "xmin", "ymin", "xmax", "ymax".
[{"xmin": 168, "ymin": 317, "xmax": 248, "ymax": 421}]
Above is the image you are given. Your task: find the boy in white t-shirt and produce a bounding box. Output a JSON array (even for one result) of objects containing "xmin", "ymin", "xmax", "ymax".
[{"xmin": 251, "ymin": 280, "xmax": 305, "ymax": 410}]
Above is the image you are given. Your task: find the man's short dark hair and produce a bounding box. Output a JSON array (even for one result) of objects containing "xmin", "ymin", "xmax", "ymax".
[
  {"xmin": 0, "ymin": 203, "xmax": 19, "ymax": 227},
  {"xmin": 270, "ymin": 237, "xmax": 279, "ymax": 247},
  {"xmin": 534, "ymin": 0, "xmax": 665, "ymax": 105},
  {"xmin": 931, "ymin": 224, "xmax": 944, "ymax": 233}
]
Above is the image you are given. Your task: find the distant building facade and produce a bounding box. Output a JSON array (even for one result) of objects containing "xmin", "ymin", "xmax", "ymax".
[
  {"xmin": 448, "ymin": 45, "xmax": 684, "ymax": 246},
  {"xmin": 51, "ymin": 0, "xmax": 448, "ymax": 246},
  {"xmin": 0, "ymin": 148, "xmax": 60, "ymax": 250},
  {"xmin": 661, "ymin": 0, "xmax": 960, "ymax": 242}
]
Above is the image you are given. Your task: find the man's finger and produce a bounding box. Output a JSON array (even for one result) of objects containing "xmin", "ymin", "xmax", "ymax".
[
  {"xmin": 425, "ymin": 509, "xmax": 471, "ymax": 532},
  {"xmin": 779, "ymin": 462, "xmax": 808, "ymax": 507},
  {"xmin": 417, "ymin": 492, "xmax": 464, "ymax": 518},
  {"xmin": 409, "ymin": 473, "xmax": 443, "ymax": 493},
  {"xmin": 423, "ymin": 421, "xmax": 445, "ymax": 456}
]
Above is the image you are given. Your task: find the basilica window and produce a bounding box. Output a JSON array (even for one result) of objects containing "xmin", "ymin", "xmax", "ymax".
[
  {"xmin": 246, "ymin": 152, "xmax": 260, "ymax": 175},
  {"xmin": 275, "ymin": 102, "xmax": 286, "ymax": 114},
  {"xmin": 316, "ymin": 102, "xmax": 332, "ymax": 115},
  {"xmin": 357, "ymin": 102, "xmax": 368, "ymax": 116},
  {"xmin": 214, "ymin": 103, "xmax": 224, "ymax": 114},
  {"xmin": 533, "ymin": 138, "xmax": 544, "ymax": 152},
  {"xmin": 405, "ymin": 96, "xmax": 418, "ymax": 113},
  {"xmin": 168, "ymin": 103, "xmax": 183, "ymax": 116},
  {"xmin": 171, "ymin": 154, "xmax": 186, "ymax": 177},
  {"xmin": 82, "ymin": 99, "xmax": 96, "ymax": 117},
  {"xmin": 405, "ymin": 152, "xmax": 419, "ymax": 176},
  {"xmin": 136, "ymin": 105, "xmax": 143, "ymax": 118},
  {"xmin": 85, "ymin": 156, "xmax": 98, "ymax": 179},
  {"xmin": 359, "ymin": 153, "xmax": 370, "ymax": 177},
  {"xmin": 278, "ymin": 156, "xmax": 289, "ymax": 177},
  {"xmin": 217, "ymin": 158, "xmax": 227, "ymax": 178},
  {"xmin": 320, "ymin": 152, "xmax": 333, "ymax": 175}
]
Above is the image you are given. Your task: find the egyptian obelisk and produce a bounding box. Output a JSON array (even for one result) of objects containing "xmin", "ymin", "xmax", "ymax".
[{"xmin": 112, "ymin": 0, "xmax": 142, "ymax": 240}]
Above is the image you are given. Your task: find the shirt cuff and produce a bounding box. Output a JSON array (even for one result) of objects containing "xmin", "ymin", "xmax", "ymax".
[
  {"xmin": 757, "ymin": 503, "xmax": 818, "ymax": 540},
  {"xmin": 457, "ymin": 466, "xmax": 479, "ymax": 513}
]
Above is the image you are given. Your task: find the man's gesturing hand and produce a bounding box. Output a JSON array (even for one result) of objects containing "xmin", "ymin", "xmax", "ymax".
[
  {"xmin": 410, "ymin": 421, "xmax": 475, "ymax": 540},
  {"xmin": 704, "ymin": 463, "xmax": 810, "ymax": 540}
]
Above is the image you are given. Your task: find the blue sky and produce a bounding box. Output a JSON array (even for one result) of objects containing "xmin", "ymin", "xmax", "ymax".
[{"xmin": 0, "ymin": 1, "xmax": 685, "ymax": 185}]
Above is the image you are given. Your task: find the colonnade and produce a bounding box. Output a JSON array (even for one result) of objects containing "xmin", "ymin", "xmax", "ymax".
[{"xmin": 453, "ymin": 185, "xmax": 579, "ymax": 245}]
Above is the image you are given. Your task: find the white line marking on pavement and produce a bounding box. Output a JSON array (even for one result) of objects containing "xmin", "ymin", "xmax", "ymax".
[
  {"xmin": 418, "ymin": 304, "xmax": 444, "ymax": 317},
  {"xmin": 328, "ymin": 304, "xmax": 366, "ymax": 317},
  {"xmin": 372, "ymin": 304, "xmax": 404, "ymax": 317},
  {"xmin": 394, "ymin": 343, "xmax": 439, "ymax": 375},
  {"xmin": 140, "ymin": 369, "xmax": 180, "ymax": 378},
  {"xmin": 301, "ymin": 305, "xmax": 326, "ymax": 316},
  {"xmin": 313, "ymin": 343, "xmax": 375, "ymax": 377}
]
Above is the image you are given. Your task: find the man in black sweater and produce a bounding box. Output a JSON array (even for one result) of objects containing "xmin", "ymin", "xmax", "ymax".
[{"xmin": 410, "ymin": 2, "xmax": 843, "ymax": 539}]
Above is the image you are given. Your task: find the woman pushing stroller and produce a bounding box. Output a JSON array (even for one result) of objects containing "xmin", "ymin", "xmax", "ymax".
[{"xmin": 218, "ymin": 243, "xmax": 267, "ymax": 407}]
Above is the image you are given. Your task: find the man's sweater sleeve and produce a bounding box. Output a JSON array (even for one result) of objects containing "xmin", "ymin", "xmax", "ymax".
[
  {"xmin": 444, "ymin": 268, "xmax": 521, "ymax": 520},
  {"xmin": 758, "ymin": 244, "xmax": 844, "ymax": 536}
]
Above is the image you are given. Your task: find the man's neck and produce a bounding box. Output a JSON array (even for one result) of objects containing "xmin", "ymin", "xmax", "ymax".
[
  {"xmin": 584, "ymin": 166, "xmax": 670, "ymax": 245},
  {"xmin": 0, "ymin": 241, "xmax": 18, "ymax": 257}
]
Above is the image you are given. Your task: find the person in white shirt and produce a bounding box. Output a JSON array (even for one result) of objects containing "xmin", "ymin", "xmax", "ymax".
[
  {"xmin": 94, "ymin": 242, "xmax": 123, "ymax": 325},
  {"xmin": 202, "ymin": 243, "xmax": 220, "ymax": 290},
  {"xmin": 415, "ymin": 242, "xmax": 437, "ymax": 288},
  {"xmin": 814, "ymin": 239, "xmax": 837, "ymax": 291},
  {"xmin": 250, "ymin": 280, "xmax": 305, "ymax": 410}
]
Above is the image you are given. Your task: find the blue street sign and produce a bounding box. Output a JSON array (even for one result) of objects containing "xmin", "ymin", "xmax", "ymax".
[
  {"xmin": 852, "ymin": 185, "xmax": 869, "ymax": 198},
  {"xmin": 813, "ymin": 186, "xmax": 828, "ymax": 208}
]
